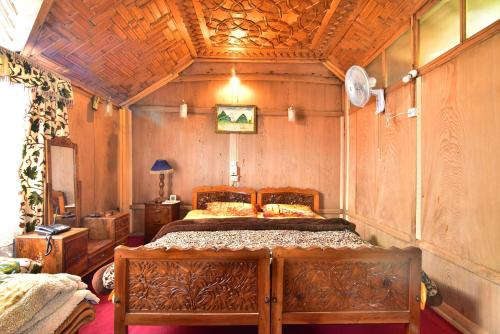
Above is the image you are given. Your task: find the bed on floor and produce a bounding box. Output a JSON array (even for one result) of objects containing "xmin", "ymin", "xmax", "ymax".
[{"xmin": 111, "ymin": 186, "xmax": 421, "ymax": 334}]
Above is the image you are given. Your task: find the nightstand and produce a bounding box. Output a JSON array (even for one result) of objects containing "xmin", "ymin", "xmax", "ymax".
[
  {"xmin": 145, "ymin": 202, "xmax": 180, "ymax": 243},
  {"xmin": 15, "ymin": 228, "xmax": 89, "ymax": 275}
]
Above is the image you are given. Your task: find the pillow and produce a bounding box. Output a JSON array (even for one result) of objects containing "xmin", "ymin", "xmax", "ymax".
[
  {"xmin": 205, "ymin": 202, "xmax": 256, "ymax": 216},
  {"xmin": 262, "ymin": 204, "xmax": 315, "ymax": 217},
  {"xmin": 0, "ymin": 257, "xmax": 43, "ymax": 274}
]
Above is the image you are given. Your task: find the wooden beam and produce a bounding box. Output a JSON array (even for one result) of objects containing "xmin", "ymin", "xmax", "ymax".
[
  {"xmin": 322, "ymin": 59, "xmax": 345, "ymax": 81},
  {"xmin": 175, "ymin": 73, "xmax": 341, "ymax": 85},
  {"xmin": 311, "ymin": 0, "xmax": 342, "ymax": 48},
  {"xmin": 191, "ymin": 0, "xmax": 212, "ymax": 48},
  {"xmin": 132, "ymin": 105, "xmax": 343, "ymax": 117},
  {"xmin": 167, "ymin": 0, "xmax": 197, "ymax": 57},
  {"xmin": 195, "ymin": 57, "xmax": 322, "ymax": 64},
  {"xmin": 21, "ymin": 0, "xmax": 54, "ymax": 57},
  {"xmin": 119, "ymin": 58, "xmax": 194, "ymax": 107}
]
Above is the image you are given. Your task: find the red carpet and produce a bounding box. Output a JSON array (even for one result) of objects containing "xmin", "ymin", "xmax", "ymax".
[{"xmin": 80, "ymin": 237, "xmax": 461, "ymax": 334}]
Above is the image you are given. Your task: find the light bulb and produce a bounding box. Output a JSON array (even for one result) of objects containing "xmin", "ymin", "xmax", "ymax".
[
  {"xmin": 288, "ymin": 105, "xmax": 296, "ymax": 122},
  {"xmin": 180, "ymin": 100, "xmax": 188, "ymax": 118},
  {"xmin": 105, "ymin": 98, "xmax": 113, "ymax": 117}
]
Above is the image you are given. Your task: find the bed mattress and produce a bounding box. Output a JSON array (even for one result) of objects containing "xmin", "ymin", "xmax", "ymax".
[{"xmin": 100, "ymin": 217, "xmax": 370, "ymax": 291}]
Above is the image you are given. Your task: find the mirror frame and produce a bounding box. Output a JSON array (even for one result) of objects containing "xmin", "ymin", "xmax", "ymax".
[{"xmin": 45, "ymin": 136, "xmax": 81, "ymax": 226}]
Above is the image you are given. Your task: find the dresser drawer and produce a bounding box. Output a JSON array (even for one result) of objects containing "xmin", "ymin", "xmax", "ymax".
[
  {"xmin": 115, "ymin": 216, "xmax": 129, "ymax": 231},
  {"xmin": 64, "ymin": 234, "xmax": 88, "ymax": 275},
  {"xmin": 115, "ymin": 225, "xmax": 129, "ymax": 241},
  {"xmin": 88, "ymin": 243, "xmax": 114, "ymax": 269},
  {"xmin": 146, "ymin": 206, "xmax": 171, "ymax": 224}
]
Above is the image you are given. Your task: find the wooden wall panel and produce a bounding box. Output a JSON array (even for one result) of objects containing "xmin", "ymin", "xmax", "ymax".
[
  {"xmin": 131, "ymin": 111, "xmax": 229, "ymax": 205},
  {"xmin": 421, "ymin": 34, "xmax": 500, "ymax": 272},
  {"xmin": 68, "ymin": 88, "xmax": 120, "ymax": 216},
  {"xmin": 354, "ymin": 101, "xmax": 378, "ymax": 219},
  {"xmin": 353, "ymin": 84, "xmax": 415, "ymax": 240},
  {"xmin": 374, "ymin": 84, "xmax": 415, "ymax": 238},
  {"xmin": 348, "ymin": 33, "xmax": 500, "ymax": 333},
  {"xmin": 347, "ymin": 110, "xmax": 357, "ymax": 214},
  {"xmin": 131, "ymin": 67, "xmax": 343, "ymax": 230},
  {"xmin": 237, "ymin": 116, "xmax": 341, "ymax": 210}
]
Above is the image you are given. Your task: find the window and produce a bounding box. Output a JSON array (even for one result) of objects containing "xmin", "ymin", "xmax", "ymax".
[
  {"xmin": 386, "ymin": 29, "xmax": 412, "ymax": 87},
  {"xmin": 419, "ymin": 0, "xmax": 461, "ymax": 66},
  {"xmin": 0, "ymin": 81, "xmax": 29, "ymax": 252},
  {"xmin": 466, "ymin": 0, "xmax": 500, "ymax": 37},
  {"xmin": 365, "ymin": 54, "xmax": 384, "ymax": 88}
]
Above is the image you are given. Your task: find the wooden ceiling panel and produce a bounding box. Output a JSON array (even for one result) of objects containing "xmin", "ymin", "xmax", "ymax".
[
  {"xmin": 24, "ymin": 0, "xmax": 193, "ymax": 103},
  {"xmin": 326, "ymin": 0, "xmax": 421, "ymax": 69},
  {"xmin": 200, "ymin": 0, "xmax": 330, "ymax": 49},
  {"xmin": 21, "ymin": 0, "xmax": 425, "ymax": 102}
]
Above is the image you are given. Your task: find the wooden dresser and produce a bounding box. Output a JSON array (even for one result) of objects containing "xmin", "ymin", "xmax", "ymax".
[
  {"xmin": 81, "ymin": 211, "xmax": 130, "ymax": 247},
  {"xmin": 145, "ymin": 202, "xmax": 180, "ymax": 243},
  {"xmin": 15, "ymin": 228, "xmax": 89, "ymax": 276}
]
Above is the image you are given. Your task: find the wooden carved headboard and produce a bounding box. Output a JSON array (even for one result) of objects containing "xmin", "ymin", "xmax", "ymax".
[
  {"xmin": 257, "ymin": 187, "xmax": 320, "ymax": 212},
  {"xmin": 192, "ymin": 186, "xmax": 257, "ymax": 210}
]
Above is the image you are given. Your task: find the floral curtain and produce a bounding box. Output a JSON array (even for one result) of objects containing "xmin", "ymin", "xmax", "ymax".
[{"xmin": 0, "ymin": 47, "xmax": 73, "ymax": 232}]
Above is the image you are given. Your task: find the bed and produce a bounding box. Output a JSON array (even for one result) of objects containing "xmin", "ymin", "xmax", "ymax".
[{"xmin": 113, "ymin": 186, "xmax": 421, "ymax": 334}]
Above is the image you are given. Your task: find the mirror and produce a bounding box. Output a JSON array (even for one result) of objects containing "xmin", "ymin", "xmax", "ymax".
[{"xmin": 45, "ymin": 137, "xmax": 80, "ymax": 227}]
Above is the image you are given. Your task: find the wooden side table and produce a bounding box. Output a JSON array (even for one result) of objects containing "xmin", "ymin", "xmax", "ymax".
[
  {"xmin": 145, "ymin": 202, "xmax": 180, "ymax": 243},
  {"xmin": 15, "ymin": 228, "xmax": 89, "ymax": 275}
]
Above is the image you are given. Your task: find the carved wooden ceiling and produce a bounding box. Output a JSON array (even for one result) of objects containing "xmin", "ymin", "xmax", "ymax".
[{"xmin": 22, "ymin": 0, "xmax": 424, "ymax": 104}]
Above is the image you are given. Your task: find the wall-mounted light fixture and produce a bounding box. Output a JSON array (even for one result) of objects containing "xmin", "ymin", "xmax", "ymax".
[
  {"xmin": 288, "ymin": 105, "xmax": 296, "ymax": 122},
  {"xmin": 91, "ymin": 96, "xmax": 101, "ymax": 110},
  {"xmin": 180, "ymin": 100, "xmax": 188, "ymax": 118},
  {"xmin": 105, "ymin": 97, "xmax": 113, "ymax": 117},
  {"xmin": 402, "ymin": 69, "xmax": 418, "ymax": 84},
  {"xmin": 229, "ymin": 68, "xmax": 240, "ymax": 88}
]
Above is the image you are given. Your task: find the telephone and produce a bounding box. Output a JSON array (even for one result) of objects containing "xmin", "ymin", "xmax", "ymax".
[
  {"xmin": 35, "ymin": 224, "xmax": 71, "ymax": 256},
  {"xmin": 35, "ymin": 224, "xmax": 71, "ymax": 235}
]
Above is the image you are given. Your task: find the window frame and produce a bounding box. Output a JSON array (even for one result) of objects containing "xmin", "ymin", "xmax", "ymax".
[{"xmin": 361, "ymin": 0, "xmax": 499, "ymax": 90}]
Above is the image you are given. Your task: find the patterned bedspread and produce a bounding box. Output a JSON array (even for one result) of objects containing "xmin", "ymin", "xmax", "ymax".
[{"xmin": 100, "ymin": 218, "xmax": 370, "ymax": 291}]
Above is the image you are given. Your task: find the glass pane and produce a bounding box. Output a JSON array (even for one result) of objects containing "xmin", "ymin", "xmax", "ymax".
[
  {"xmin": 386, "ymin": 29, "xmax": 412, "ymax": 87},
  {"xmin": 466, "ymin": 0, "xmax": 500, "ymax": 37},
  {"xmin": 365, "ymin": 54, "xmax": 384, "ymax": 88},
  {"xmin": 419, "ymin": 0, "xmax": 461, "ymax": 66}
]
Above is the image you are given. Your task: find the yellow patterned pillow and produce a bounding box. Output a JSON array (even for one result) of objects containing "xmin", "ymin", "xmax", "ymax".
[
  {"xmin": 206, "ymin": 202, "xmax": 256, "ymax": 217},
  {"xmin": 262, "ymin": 204, "xmax": 315, "ymax": 217}
]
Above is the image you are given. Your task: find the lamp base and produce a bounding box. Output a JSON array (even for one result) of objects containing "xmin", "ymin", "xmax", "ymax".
[{"xmin": 154, "ymin": 197, "xmax": 166, "ymax": 203}]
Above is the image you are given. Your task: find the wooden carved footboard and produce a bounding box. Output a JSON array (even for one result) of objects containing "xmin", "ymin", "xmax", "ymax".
[
  {"xmin": 114, "ymin": 246, "xmax": 270, "ymax": 334},
  {"xmin": 271, "ymin": 247, "xmax": 422, "ymax": 334}
]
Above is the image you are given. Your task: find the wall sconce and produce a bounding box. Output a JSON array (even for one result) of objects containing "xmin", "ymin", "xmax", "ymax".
[
  {"xmin": 91, "ymin": 96, "xmax": 101, "ymax": 110},
  {"xmin": 229, "ymin": 68, "xmax": 240, "ymax": 87},
  {"xmin": 180, "ymin": 100, "xmax": 188, "ymax": 118},
  {"xmin": 288, "ymin": 105, "xmax": 296, "ymax": 122},
  {"xmin": 402, "ymin": 69, "xmax": 418, "ymax": 84},
  {"xmin": 105, "ymin": 98, "xmax": 113, "ymax": 117}
]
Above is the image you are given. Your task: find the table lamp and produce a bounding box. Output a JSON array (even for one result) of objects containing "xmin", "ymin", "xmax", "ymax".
[{"xmin": 150, "ymin": 159, "xmax": 174, "ymax": 202}]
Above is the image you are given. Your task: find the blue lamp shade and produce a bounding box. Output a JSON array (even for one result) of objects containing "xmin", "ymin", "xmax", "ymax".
[{"xmin": 150, "ymin": 159, "xmax": 174, "ymax": 174}]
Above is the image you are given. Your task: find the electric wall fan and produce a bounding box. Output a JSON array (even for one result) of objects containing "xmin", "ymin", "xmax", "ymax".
[{"xmin": 345, "ymin": 65, "xmax": 385, "ymax": 113}]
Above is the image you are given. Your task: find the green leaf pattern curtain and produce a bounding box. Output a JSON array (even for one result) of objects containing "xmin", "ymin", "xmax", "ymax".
[{"xmin": 0, "ymin": 47, "xmax": 73, "ymax": 232}]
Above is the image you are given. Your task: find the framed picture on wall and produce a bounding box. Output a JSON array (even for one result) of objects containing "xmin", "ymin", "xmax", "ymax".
[{"xmin": 215, "ymin": 104, "xmax": 257, "ymax": 134}]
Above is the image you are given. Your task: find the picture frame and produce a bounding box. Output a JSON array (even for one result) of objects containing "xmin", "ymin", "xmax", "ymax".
[
  {"xmin": 215, "ymin": 104, "xmax": 257, "ymax": 134},
  {"xmin": 169, "ymin": 194, "xmax": 177, "ymax": 201}
]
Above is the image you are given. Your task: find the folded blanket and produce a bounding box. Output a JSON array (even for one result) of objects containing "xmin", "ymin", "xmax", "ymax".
[{"xmin": 0, "ymin": 273, "xmax": 99, "ymax": 334}]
